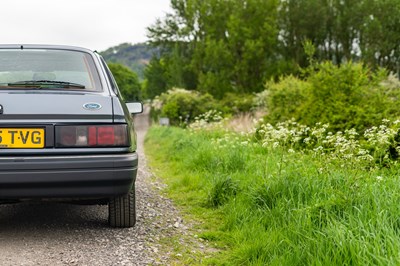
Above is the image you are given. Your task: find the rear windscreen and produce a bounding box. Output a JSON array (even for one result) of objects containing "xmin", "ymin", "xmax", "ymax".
[{"xmin": 0, "ymin": 49, "xmax": 102, "ymax": 91}]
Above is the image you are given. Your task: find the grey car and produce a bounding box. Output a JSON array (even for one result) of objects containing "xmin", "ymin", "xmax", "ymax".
[{"xmin": 0, "ymin": 44, "xmax": 142, "ymax": 228}]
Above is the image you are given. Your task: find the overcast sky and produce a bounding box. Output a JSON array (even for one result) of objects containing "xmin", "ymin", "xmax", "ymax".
[{"xmin": 0, "ymin": 0, "xmax": 171, "ymax": 51}]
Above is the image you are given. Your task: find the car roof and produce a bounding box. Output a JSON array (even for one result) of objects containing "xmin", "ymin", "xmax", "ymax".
[{"xmin": 0, "ymin": 44, "xmax": 95, "ymax": 54}]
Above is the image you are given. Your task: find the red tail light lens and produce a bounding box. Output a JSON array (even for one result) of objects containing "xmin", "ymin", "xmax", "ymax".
[
  {"xmin": 97, "ymin": 126, "xmax": 115, "ymax": 145},
  {"xmin": 56, "ymin": 125, "xmax": 129, "ymax": 147}
]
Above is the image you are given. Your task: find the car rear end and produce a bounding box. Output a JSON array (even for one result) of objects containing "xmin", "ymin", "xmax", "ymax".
[{"xmin": 0, "ymin": 45, "xmax": 140, "ymax": 227}]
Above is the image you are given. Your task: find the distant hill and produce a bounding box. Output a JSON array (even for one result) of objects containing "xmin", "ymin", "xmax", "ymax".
[{"xmin": 100, "ymin": 43, "xmax": 156, "ymax": 80}]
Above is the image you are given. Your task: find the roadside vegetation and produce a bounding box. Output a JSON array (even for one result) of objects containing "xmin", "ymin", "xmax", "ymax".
[
  {"xmin": 102, "ymin": 0, "xmax": 400, "ymax": 264},
  {"xmin": 146, "ymin": 116, "xmax": 400, "ymax": 265},
  {"xmin": 145, "ymin": 58, "xmax": 400, "ymax": 264},
  {"xmin": 150, "ymin": 57, "xmax": 400, "ymax": 130}
]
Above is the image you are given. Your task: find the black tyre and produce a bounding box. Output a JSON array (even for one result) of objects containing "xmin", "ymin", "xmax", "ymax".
[{"xmin": 108, "ymin": 188, "xmax": 136, "ymax": 228}]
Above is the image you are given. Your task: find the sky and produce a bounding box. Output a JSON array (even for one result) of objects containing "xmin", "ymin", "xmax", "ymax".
[{"xmin": 0, "ymin": 0, "xmax": 172, "ymax": 51}]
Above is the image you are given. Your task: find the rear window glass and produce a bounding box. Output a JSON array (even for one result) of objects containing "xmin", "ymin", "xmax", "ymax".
[{"xmin": 0, "ymin": 49, "xmax": 102, "ymax": 91}]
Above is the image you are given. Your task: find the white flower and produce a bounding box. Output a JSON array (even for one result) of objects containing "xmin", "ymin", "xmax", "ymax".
[{"xmin": 313, "ymin": 146, "xmax": 324, "ymax": 152}]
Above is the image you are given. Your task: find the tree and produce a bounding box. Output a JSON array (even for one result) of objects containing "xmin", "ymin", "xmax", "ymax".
[
  {"xmin": 146, "ymin": 0, "xmax": 400, "ymax": 98},
  {"xmin": 143, "ymin": 56, "xmax": 168, "ymax": 99},
  {"xmin": 360, "ymin": 0, "xmax": 400, "ymax": 71},
  {"xmin": 279, "ymin": 0, "xmax": 400, "ymax": 71},
  {"xmin": 108, "ymin": 63, "xmax": 142, "ymax": 101},
  {"xmin": 147, "ymin": 0, "xmax": 279, "ymax": 98}
]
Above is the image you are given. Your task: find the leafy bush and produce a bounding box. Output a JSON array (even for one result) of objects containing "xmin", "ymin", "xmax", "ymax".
[
  {"xmin": 264, "ymin": 75, "xmax": 310, "ymax": 122},
  {"xmin": 260, "ymin": 61, "xmax": 400, "ymax": 132},
  {"xmin": 151, "ymin": 88, "xmax": 217, "ymax": 126},
  {"xmin": 300, "ymin": 62, "xmax": 387, "ymax": 132},
  {"xmin": 189, "ymin": 110, "xmax": 225, "ymax": 131},
  {"xmin": 218, "ymin": 93, "xmax": 255, "ymax": 114},
  {"xmin": 152, "ymin": 89, "xmax": 260, "ymax": 128}
]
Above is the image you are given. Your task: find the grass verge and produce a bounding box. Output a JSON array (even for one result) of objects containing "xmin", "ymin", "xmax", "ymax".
[{"xmin": 145, "ymin": 125, "xmax": 400, "ymax": 265}]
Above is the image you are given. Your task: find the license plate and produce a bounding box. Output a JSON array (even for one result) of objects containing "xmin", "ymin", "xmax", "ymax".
[{"xmin": 0, "ymin": 128, "xmax": 45, "ymax": 148}]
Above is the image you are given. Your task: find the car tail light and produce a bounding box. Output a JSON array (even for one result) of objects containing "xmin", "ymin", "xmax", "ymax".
[{"xmin": 56, "ymin": 125, "xmax": 129, "ymax": 147}]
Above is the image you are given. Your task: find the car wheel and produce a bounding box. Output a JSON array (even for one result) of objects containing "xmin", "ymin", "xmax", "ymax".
[{"xmin": 108, "ymin": 188, "xmax": 136, "ymax": 228}]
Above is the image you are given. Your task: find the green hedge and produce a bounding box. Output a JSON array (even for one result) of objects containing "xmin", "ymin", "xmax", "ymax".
[{"xmin": 260, "ymin": 62, "xmax": 400, "ymax": 132}]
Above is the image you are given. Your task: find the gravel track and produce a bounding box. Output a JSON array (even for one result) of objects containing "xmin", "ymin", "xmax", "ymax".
[{"xmin": 0, "ymin": 107, "xmax": 190, "ymax": 265}]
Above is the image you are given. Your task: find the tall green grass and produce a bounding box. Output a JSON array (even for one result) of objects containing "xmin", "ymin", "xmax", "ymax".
[{"xmin": 145, "ymin": 126, "xmax": 400, "ymax": 265}]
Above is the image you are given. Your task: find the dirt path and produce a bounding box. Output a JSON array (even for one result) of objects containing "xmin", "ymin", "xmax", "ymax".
[{"xmin": 0, "ymin": 107, "xmax": 191, "ymax": 265}]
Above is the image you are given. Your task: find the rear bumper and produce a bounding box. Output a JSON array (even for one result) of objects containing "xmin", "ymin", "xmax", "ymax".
[{"xmin": 0, "ymin": 153, "xmax": 138, "ymax": 199}]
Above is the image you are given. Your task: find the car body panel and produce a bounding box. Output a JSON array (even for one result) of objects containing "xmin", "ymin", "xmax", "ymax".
[{"xmin": 0, "ymin": 91, "xmax": 113, "ymax": 123}]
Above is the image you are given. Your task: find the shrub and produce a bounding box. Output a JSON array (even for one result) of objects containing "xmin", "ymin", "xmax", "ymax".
[
  {"xmin": 151, "ymin": 88, "xmax": 217, "ymax": 126},
  {"xmin": 260, "ymin": 61, "xmax": 398, "ymax": 132},
  {"xmin": 218, "ymin": 93, "xmax": 255, "ymax": 114},
  {"xmin": 189, "ymin": 110, "xmax": 225, "ymax": 131},
  {"xmin": 264, "ymin": 75, "xmax": 310, "ymax": 123},
  {"xmin": 299, "ymin": 62, "xmax": 387, "ymax": 132}
]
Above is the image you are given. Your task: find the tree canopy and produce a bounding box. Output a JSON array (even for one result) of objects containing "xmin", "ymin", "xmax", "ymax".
[
  {"xmin": 108, "ymin": 63, "xmax": 142, "ymax": 101},
  {"xmin": 145, "ymin": 0, "xmax": 400, "ymax": 99}
]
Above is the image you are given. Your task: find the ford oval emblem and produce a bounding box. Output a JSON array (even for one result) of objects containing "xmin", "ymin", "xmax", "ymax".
[{"xmin": 83, "ymin": 102, "xmax": 102, "ymax": 111}]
